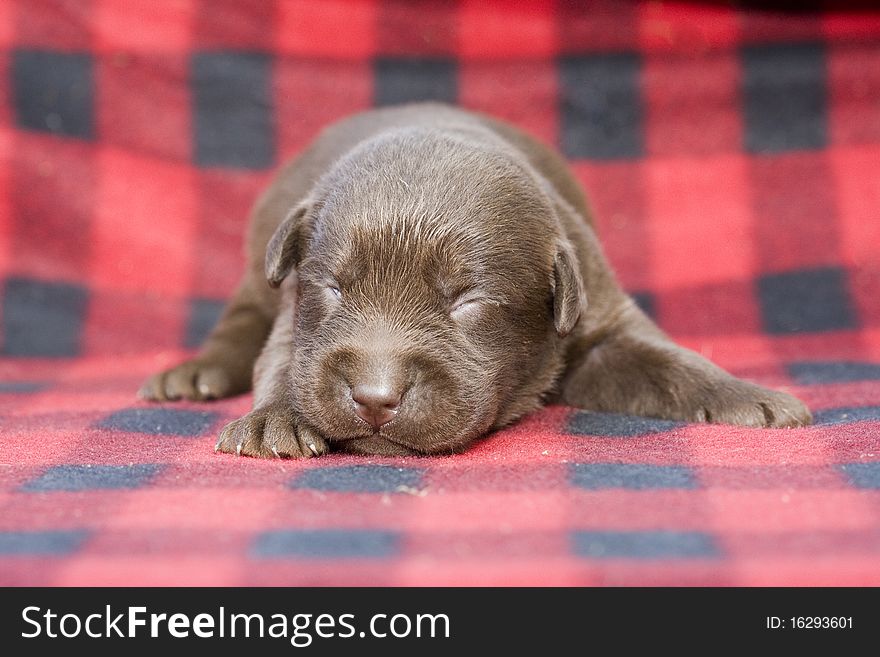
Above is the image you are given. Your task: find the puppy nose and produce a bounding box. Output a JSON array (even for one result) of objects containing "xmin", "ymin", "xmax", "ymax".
[{"xmin": 351, "ymin": 383, "xmax": 402, "ymax": 429}]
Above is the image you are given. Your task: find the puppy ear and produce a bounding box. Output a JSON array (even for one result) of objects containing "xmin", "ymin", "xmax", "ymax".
[
  {"xmin": 265, "ymin": 201, "xmax": 313, "ymax": 288},
  {"xmin": 552, "ymin": 241, "xmax": 587, "ymax": 337}
]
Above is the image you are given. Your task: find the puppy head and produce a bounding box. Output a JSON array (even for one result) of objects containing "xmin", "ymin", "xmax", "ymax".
[{"xmin": 265, "ymin": 131, "xmax": 585, "ymax": 455}]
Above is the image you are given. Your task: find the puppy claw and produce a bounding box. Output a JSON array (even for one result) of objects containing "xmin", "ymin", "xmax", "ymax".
[
  {"xmin": 682, "ymin": 382, "xmax": 811, "ymax": 428},
  {"xmin": 214, "ymin": 404, "xmax": 328, "ymax": 459}
]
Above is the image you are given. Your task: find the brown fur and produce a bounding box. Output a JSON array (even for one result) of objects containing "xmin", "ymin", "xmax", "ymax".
[{"xmin": 140, "ymin": 103, "xmax": 812, "ymax": 458}]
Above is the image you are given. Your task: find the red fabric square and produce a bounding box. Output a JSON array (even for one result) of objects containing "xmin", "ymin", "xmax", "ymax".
[
  {"xmin": 90, "ymin": 147, "xmax": 197, "ymax": 295},
  {"xmin": 459, "ymin": 60, "xmax": 558, "ymax": 146},
  {"xmin": 644, "ymin": 52, "xmax": 742, "ymax": 156},
  {"xmin": 13, "ymin": 0, "xmax": 93, "ymax": 50},
  {"xmin": 82, "ymin": 291, "xmax": 188, "ymax": 356},
  {"xmin": 193, "ymin": 0, "xmax": 275, "ymax": 49},
  {"xmin": 658, "ymin": 280, "xmax": 762, "ymax": 339},
  {"xmin": 832, "ymin": 145, "xmax": 880, "ymax": 271},
  {"xmin": 573, "ymin": 160, "xmax": 650, "ymax": 292},
  {"xmin": 0, "ymin": 2, "xmax": 13, "ymax": 50},
  {"xmin": 459, "ymin": 0, "xmax": 556, "ymax": 59},
  {"xmin": 94, "ymin": 0, "xmax": 194, "ymax": 53},
  {"xmin": 275, "ymin": 58, "xmax": 373, "ymax": 159},
  {"xmin": 96, "ymin": 54, "xmax": 190, "ymax": 162},
  {"xmin": 828, "ymin": 44, "xmax": 880, "ymax": 147},
  {"xmin": 10, "ymin": 133, "xmax": 96, "ymax": 281},
  {"xmin": 276, "ymin": 0, "xmax": 377, "ymax": 58},
  {"xmin": 192, "ymin": 170, "xmax": 266, "ymax": 299},
  {"xmin": 638, "ymin": 0, "xmax": 738, "ymax": 54},
  {"xmin": 740, "ymin": 8, "xmax": 823, "ymax": 44},
  {"xmin": 558, "ymin": 0, "xmax": 639, "ymax": 53},
  {"xmin": 0, "ymin": 129, "xmax": 10, "ymax": 277},
  {"xmin": 376, "ymin": 0, "xmax": 456, "ymax": 56},
  {"xmin": 645, "ymin": 153, "xmax": 753, "ymax": 288},
  {"xmin": 750, "ymin": 152, "xmax": 841, "ymax": 274},
  {"xmin": 823, "ymin": 9, "xmax": 880, "ymax": 42}
]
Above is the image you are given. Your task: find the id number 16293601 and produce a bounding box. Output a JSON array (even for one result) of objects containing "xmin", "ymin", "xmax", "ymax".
[{"xmin": 766, "ymin": 617, "xmax": 853, "ymax": 630}]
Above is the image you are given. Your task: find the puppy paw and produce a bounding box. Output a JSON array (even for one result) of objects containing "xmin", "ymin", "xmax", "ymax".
[
  {"xmin": 139, "ymin": 359, "xmax": 243, "ymax": 402},
  {"xmin": 560, "ymin": 332, "xmax": 812, "ymax": 429},
  {"xmin": 215, "ymin": 403, "xmax": 330, "ymax": 459},
  {"xmin": 688, "ymin": 380, "xmax": 812, "ymax": 428}
]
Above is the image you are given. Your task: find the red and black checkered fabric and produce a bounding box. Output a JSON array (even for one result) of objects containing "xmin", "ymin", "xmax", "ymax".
[{"xmin": 1, "ymin": 0, "xmax": 879, "ymax": 586}]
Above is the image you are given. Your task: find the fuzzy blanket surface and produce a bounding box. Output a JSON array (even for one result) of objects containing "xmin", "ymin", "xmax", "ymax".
[{"xmin": 1, "ymin": 0, "xmax": 879, "ymax": 586}]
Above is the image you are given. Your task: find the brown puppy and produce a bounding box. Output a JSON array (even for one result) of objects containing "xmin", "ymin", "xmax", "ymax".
[{"xmin": 140, "ymin": 103, "xmax": 812, "ymax": 457}]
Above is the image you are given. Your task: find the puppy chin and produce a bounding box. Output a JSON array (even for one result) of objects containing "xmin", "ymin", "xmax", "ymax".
[{"xmin": 335, "ymin": 435, "xmax": 422, "ymax": 457}]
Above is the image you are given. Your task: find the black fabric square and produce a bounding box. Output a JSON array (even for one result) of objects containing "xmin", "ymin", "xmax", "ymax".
[
  {"xmin": 787, "ymin": 361, "xmax": 880, "ymax": 384},
  {"xmin": 0, "ymin": 381, "xmax": 47, "ymax": 393},
  {"xmin": 0, "ymin": 530, "xmax": 89, "ymax": 555},
  {"xmin": 96, "ymin": 408, "xmax": 219, "ymax": 436},
  {"xmin": 837, "ymin": 463, "xmax": 880, "ymax": 489},
  {"xmin": 757, "ymin": 267, "xmax": 856, "ymax": 334},
  {"xmin": 192, "ymin": 51, "xmax": 274, "ymax": 168},
  {"xmin": 185, "ymin": 297, "xmax": 225, "ymax": 348},
  {"xmin": 570, "ymin": 463, "xmax": 696, "ymax": 490},
  {"xmin": 12, "ymin": 49, "xmax": 94, "ymax": 139},
  {"xmin": 742, "ymin": 43, "xmax": 827, "ymax": 153},
  {"xmin": 374, "ymin": 58, "xmax": 457, "ymax": 106},
  {"xmin": 290, "ymin": 465, "xmax": 425, "ymax": 493},
  {"xmin": 572, "ymin": 531, "xmax": 719, "ymax": 559},
  {"xmin": 252, "ymin": 530, "xmax": 399, "ymax": 559},
  {"xmin": 567, "ymin": 411, "xmax": 684, "ymax": 437},
  {"xmin": 21, "ymin": 464, "xmax": 162, "ymax": 492},
  {"xmin": 814, "ymin": 406, "xmax": 880, "ymax": 425},
  {"xmin": 559, "ymin": 53, "xmax": 643, "ymax": 159},
  {"xmin": 2, "ymin": 277, "xmax": 89, "ymax": 357},
  {"xmin": 629, "ymin": 291, "xmax": 656, "ymax": 320}
]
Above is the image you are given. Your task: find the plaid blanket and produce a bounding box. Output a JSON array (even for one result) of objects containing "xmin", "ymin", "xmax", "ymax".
[{"xmin": 1, "ymin": 0, "xmax": 879, "ymax": 586}]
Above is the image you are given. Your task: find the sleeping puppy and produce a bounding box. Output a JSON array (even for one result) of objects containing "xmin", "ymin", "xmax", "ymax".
[{"xmin": 140, "ymin": 103, "xmax": 812, "ymax": 457}]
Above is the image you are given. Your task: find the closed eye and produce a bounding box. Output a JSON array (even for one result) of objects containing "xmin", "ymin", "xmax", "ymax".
[
  {"xmin": 449, "ymin": 295, "xmax": 499, "ymax": 321},
  {"xmin": 320, "ymin": 281, "xmax": 342, "ymax": 303}
]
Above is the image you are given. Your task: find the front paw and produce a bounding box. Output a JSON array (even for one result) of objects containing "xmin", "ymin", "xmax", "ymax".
[
  {"xmin": 215, "ymin": 403, "xmax": 330, "ymax": 459},
  {"xmin": 139, "ymin": 358, "xmax": 244, "ymax": 402},
  {"xmin": 689, "ymin": 380, "xmax": 812, "ymax": 428}
]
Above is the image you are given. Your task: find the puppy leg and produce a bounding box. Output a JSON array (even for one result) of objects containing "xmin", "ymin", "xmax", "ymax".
[
  {"xmin": 559, "ymin": 302, "xmax": 812, "ymax": 428},
  {"xmin": 214, "ymin": 295, "xmax": 329, "ymax": 459},
  {"xmin": 139, "ymin": 279, "xmax": 275, "ymax": 402}
]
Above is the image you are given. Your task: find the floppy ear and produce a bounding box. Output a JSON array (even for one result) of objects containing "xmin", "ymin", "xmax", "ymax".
[
  {"xmin": 265, "ymin": 201, "xmax": 313, "ymax": 288},
  {"xmin": 552, "ymin": 240, "xmax": 587, "ymax": 337}
]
